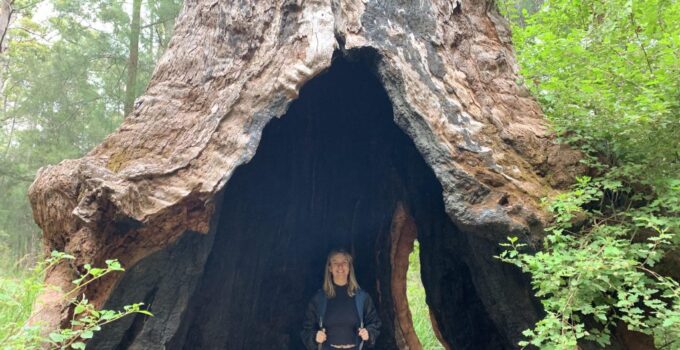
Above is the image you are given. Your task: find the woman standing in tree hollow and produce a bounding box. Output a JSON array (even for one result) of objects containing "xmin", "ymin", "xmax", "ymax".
[{"xmin": 301, "ymin": 249, "xmax": 381, "ymax": 350}]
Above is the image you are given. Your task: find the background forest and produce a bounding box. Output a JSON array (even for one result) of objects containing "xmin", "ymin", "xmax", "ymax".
[
  {"xmin": 0, "ymin": 0, "xmax": 678, "ymax": 349},
  {"xmin": 0, "ymin": 0, "xmax": 182, "ymax": 267}
]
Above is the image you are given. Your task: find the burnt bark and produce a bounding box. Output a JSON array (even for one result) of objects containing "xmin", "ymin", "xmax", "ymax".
[{"xmin": 27, "ymin": 0, "xmax": 592, "ymax": 349}]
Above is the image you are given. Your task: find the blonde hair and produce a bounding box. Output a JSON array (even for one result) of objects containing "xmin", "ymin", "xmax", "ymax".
[{"xmin": 323, "ymin": 249, "xmax": 360, "ymax": 298}]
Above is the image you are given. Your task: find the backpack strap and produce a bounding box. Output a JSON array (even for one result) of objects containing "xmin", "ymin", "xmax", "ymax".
[
  {"xmin": 354, "ymin": 289, "xmax": 367, "ymax": 327},
  {"xmin": 315, "ymin": 290, "xmax": 328, "ymax": 328},
  {"xmin": 315, "ymin": 291, "xmax": 328, "ymax": 350},
  {"xmin": 354, "ymin": 289, "xmax": 368, "ymax": 350}
]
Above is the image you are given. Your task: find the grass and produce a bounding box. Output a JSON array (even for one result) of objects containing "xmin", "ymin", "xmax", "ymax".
[
  {"xmin": 0, "ymin": 242, "xmax": 44, "ymax": 348},
  {"xmin": 407, "ymin": 241, "xmax": 445, "ymax": 350},
  {"xmin": 0, "ymin": 246, "xmax": 151, "ymax": 349}
]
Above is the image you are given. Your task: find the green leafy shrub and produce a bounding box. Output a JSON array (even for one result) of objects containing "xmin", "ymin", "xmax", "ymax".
[
  {"xmin": 497, "ymin": 0, "xmax": 680, "ymax": 348},
  {"xmin": 1, "ymin": 251, "xmax": 151, "ymax": 349},
  {"xmin": 0, "ymin": 244, "xmax": 45, "ymax": 349},
  {"xmin": 500, "ymin": 176, "xmax": 680, "ymax": 348}
]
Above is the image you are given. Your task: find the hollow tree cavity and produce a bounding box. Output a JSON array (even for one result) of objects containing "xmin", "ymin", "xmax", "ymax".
[{"xmin": 27, "ymin": 0, "xmax": 591, "ymax": 349}]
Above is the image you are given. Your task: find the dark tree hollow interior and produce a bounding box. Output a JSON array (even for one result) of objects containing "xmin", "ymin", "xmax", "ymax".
[{"xmin": 89, "ymin": 56, "xmax": 537, "ymax": 350}]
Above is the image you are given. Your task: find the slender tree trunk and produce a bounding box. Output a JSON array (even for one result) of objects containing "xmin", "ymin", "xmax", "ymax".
[
  {"xmin": 0, "ymin": 0, "xmax": 12, "ymax": 53},
  {"xmin": 2, "ymin": 53, "xmax": 12, "ymax": 159},
  {"xmin": 3, "ymin": 112, "xmax": 15, "ymax": 159},
  {"xmin": 148, "ymin": 15, "xmax": 154, "ymax": 60},
  {"xmin": 156, "ymin": 24, "xmax": 165, "ymax": 59},
  {"xmin": 123, "ymin": 0, "xmax": 142, "ymax": 116}
]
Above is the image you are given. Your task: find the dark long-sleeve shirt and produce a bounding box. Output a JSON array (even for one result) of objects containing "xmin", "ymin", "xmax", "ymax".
[
  {"xmin": 301, "ymin": 286, "xmax": 382, "ymax": 350},
  {"xmin": 325, "ymin": 284, "xmax": 361, "ymax": 345}
]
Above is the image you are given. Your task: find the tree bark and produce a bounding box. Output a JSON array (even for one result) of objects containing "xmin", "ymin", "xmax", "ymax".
[
  {"xmin": 123, "ymin": 0, "xmax": 142, "ymax": 116},
  {"xmin": 27, "ymin": 0, "xmax": 593, "ymax": 348},
  {"xmin": 0, "ymin": 0, "xmax": 13, "ymax": 53}
]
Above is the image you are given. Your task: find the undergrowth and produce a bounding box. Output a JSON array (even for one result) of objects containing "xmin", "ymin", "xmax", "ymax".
[
  {"xmin": 0, "ymin": 249, "xmax": 151, "ymax": 349},
  {"xmin": 498, "ymin": 0, "xmax": 680, "ymax": 348}
]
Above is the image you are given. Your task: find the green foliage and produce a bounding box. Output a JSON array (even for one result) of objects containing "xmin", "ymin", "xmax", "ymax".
[
  {"xmin": 48, "ymin": 300, "xmax": 151, "ymax": 350},
  {"xmin": 509, "ymin": 0, "xmax": 680, "ymax": 179},
  {"xmin": 498, "ymin": 0, "xmax": 680, "ymax": 348},
  {"xmin": 0, "ymin": 247, "xmax": 48, "ymax": 348},
  {"xmin": 500, "ymin": 177, "xmax": 680, "ymax": 348},
  {"xmin": 407, "ymin": 241, "xmax": 445, "ymax": 349},
  {"xmin": 1, "ymin": 251, "xmax": 152, "ymax": 350}
]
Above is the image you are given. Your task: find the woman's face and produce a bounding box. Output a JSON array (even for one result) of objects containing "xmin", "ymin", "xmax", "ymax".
[{"xmin": 329, "ymin": 253, "xmax": 350, "ymax": 283}]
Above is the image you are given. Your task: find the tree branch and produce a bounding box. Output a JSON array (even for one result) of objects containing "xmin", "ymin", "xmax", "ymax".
[{"xmin": 141, "ymin": 16, "xmax": 176, "ymax": 30}]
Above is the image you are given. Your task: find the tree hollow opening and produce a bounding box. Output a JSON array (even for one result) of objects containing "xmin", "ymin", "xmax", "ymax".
[{"xmin": 90, "ymin": 54, "xmax": 516, "ymax": 350}]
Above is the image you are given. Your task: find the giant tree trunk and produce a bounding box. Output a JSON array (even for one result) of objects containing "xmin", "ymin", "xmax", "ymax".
[{"xmin": 28, "ymin": 0, "xmax": 587, "ymax": 349}]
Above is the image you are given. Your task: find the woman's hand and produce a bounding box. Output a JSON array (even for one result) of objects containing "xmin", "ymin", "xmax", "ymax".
[
  {"xmin": 315, "ymin": 329, "xmax": 327, "ymax": 343},
  {"xmin": 358, "ymin": 328, "xmax": 369, "ymax": 341}
]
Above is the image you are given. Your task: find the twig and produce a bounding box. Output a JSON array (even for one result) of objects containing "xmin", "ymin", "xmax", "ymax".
[{"xmin": 629, "ymin": 13, "xmax": 654, "ymax": 75}]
